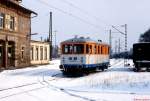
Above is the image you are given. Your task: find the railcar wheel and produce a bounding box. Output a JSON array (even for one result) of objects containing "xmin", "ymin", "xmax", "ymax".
[
  {"xmin": 135, "ymin": 67, "xmax": 140, "ymax": 72},
  {"xmin": 96, "ymin": 67, "xmax": 101, "ymax": 72},
  {"xmin": 101, "ymin": 67, "xmax": 104, "ymax": 71}
]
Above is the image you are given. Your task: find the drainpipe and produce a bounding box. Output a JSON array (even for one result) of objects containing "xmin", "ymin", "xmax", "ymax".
[{"xmin": 5, "ymin": 35, "xmax": 8, "ymax": 69}]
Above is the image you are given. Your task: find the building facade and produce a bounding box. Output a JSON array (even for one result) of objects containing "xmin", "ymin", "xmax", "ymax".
[
  {"xmin": 30, "ymin": 41, "xmax": 50, "ymax": 65},
  {"xmin": 0, "ymin": 0, "xmax": 37, "ymax": 69}
]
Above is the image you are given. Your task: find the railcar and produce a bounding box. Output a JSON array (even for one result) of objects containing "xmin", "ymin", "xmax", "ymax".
[
  {"xmin": 59, "ymin": 37, "xmax": 110, "ymax": 73},
  {"xmin": 133, "ymin": 42, "xmax": 150, "ymax": 71}
]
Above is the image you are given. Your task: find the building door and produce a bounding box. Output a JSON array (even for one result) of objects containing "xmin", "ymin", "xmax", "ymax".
[
  {"xmin": 7, "ymin": 41, "xmax": 15, "ymax": 67},
  {"xmin": 0, "ymin": 41, "xmax": 4, "ymax": 68}
]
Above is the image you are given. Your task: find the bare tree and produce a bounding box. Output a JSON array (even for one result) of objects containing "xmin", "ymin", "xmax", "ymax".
[{"xmin": 139, "ymin": 29, "xmax": 150, "ymax": 42}]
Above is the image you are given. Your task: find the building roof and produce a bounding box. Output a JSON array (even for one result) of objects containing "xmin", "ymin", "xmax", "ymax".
[
  {"xmin": 1, "ymin": 0, "xmax": 37, "ymax": 15},
  {"xmin": 31, "ymin": 40, "xmax": 49, "ymax": 45}
]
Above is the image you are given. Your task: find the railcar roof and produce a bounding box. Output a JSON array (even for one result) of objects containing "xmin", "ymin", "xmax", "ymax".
[
  {"xmin": 133, "ymin": 42, "xmax": 150, "ymax": 46},
  {"xmin": 61, "ymin": 37, "xmax": 96, "ymax": 43},
  {"xmin": 61, "ymin": 37, "xmax": 109, "ymax": 45}
]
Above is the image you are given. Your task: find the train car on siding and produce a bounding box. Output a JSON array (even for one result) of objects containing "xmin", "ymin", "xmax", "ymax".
[
  {"xmin": 59, "ymin": 36, "xmax": 110, "ymax": 73},
  {"xmin": 133, "ymin": 42, "xmax": 150, "ymax": 71}
]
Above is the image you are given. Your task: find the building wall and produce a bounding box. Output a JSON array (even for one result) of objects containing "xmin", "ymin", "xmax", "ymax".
[
  {"xmin": 0, "ymin": 1, "xmax": 32, "ymax": 69},
  {"xmin": 30, "ymin": 41, "xmax": 50, "ymax": 65}
]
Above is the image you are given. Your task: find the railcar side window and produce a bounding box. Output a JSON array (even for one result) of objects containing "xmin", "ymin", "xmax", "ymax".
[
  {"xmin": 86, "ymin": 44, "xmax": 89, "ymax": 54},
  {"xmin": 94, "ymin": 45, "xmax": 97, "ymax": 54},
  {"xmin": 101, "ymin": 46, "xmax": 103, "ymax": 54},
  {"xmin": 107, "ymin": 46, "xmax": 109, "ymax": 54},
  {"xmin": 104, "ymin": 46, "xmax": 106, "ymax": 54},
  {"xmin": 99, "ymin": 45, "xmax": 101, "ymax": 54},
  {"xmin": 106, "ymin": 46, "xmax": 108, "ymax": 54},
  {"xmin": 90, "ymin": 45, "xmax": 92, "ymax": 54},
  {"xmin": 87, "ymin": 45, "xmax": 91, "ymax": 54}
]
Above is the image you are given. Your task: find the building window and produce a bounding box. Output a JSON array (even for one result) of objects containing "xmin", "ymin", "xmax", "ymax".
[
  {"xmin": 40, "ymin": 46, "xmax": 43, "ymax": 60},
  {"xmin": 10, "ymin": 16, "xmax": 15, "ymax": 30},
  {"xmin": 30, "ymin": 46, "xmax": 34, "ymax": 60},
  {"xmin": 0, "ymin": 13, "xmax": 4, "ymax": 29},
  {"xmin": 44, "ymin": 47, "xmax": 47, "ymax": 60},
  {"xmin": 21, "ymin": 47, "xmax": 25, "ymax": 59},
  {"xmin": 35, "ymin": 47, "xmax": 39, "ymax": 60}
]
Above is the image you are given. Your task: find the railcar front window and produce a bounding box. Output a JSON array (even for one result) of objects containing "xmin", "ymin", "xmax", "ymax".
[
  {"xmin": 73, "ymin": 44, "xmax": 84, "ymax": 54},
  {"xmin": 64, "ymin": 45, "xmax": 68, "ymax": 53},
  {"xmin": 63, "ymin": 45, "xmax": 73, "ymax": 54},
  {"xmin": 62, "ymin": 44, "xmax": 84, "ymax": 54}
]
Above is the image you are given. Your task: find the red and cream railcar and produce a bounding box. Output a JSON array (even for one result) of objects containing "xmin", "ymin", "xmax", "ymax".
[{"xmin": 59, "ymin": 37, "xmax": 110, "ymax": 73}]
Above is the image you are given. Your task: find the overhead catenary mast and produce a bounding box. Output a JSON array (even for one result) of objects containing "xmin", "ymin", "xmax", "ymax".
[{"xmin": 112, "ymin": 24, "xmax": 128, "ymax": 66}]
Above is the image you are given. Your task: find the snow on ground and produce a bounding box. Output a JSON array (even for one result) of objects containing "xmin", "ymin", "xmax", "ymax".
[{"xmin": 0, "ymin": 59, "xmax": 150, "ymax": 101}]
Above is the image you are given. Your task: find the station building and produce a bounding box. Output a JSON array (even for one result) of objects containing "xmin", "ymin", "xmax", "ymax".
[{"xmin": 0, "ymin": 0, "xmax": 37, "ymax": 69}]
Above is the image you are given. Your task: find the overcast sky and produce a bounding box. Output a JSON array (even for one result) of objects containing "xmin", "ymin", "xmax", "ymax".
[{"xmin": 22, "ymin": 0, "xmax": 150, "ymax": 50}]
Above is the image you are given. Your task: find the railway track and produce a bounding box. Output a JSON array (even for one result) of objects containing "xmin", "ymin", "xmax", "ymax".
[
  {"xmin": 0, "ymin": 71, "xmax": 82, "ymax": 100},
  {"xmin": 0, "ymin": 73, "xmax": 63, "ymax": 99},
  {"xmin": 0, "ymin": 73, "xmax": 61, "ymax": 92},
  {"xmin": 0, "ymin": 68, "xmax": 97, "ymax": 100}
]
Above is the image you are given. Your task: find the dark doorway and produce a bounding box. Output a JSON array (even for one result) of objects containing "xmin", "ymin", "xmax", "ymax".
[
  {"xmin": 7, "ymin": 41, "xmax": 15, "ymax": 67},
  {"xmin": 0, "ymin": 40, "xmax": 5, "ymax": 68}
]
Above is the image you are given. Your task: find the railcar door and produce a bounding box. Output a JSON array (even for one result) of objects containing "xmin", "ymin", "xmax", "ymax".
[{"xmin": 0, "ymin": 41, "xmax": 4, "ymax": 68}]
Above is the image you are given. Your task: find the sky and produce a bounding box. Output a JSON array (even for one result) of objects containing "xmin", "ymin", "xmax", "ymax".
[{"xmin": 22, "ymin": 0, "xmax": 150, "ymax": 51}]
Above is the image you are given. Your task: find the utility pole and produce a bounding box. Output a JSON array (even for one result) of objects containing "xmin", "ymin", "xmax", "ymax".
[
  {"xmin": 118, "ymin": 38, "xmax": 121, "ymax": 55},
  {"xmin": 49, "ymin": 12, "xmax": 52, "ymax": 61},
  {"xmin": 109, "ymin": 30, "xmax": 112, "ymax": 58},
  {"xmin": 124, "ymin": 24, "xmax": 127, "ymax": 66}
]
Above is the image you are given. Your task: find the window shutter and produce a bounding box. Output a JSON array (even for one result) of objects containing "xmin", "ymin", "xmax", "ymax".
[
  {"xmin": 5, "ymin": 14, "xmax": 8, "ymax": 29},
  {"xmin": 5, "ymin": 14, "xmax": 10, "ymax": 29},
  {"xmin": 14, "ymin": 17, "xmax": 18, "ymax": 31}
]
